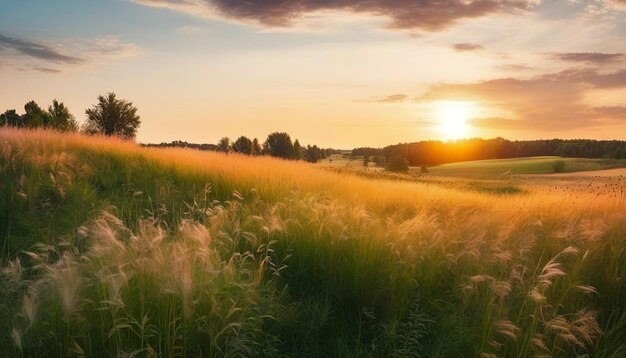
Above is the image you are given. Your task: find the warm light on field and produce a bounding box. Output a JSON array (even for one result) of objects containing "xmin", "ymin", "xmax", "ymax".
[
  {"xmin": 1, "ymin": 129, "xmax": 624, "ymax": 357},
  {"xmin": 436, "ymin": 101, "xmax": 475, "ymax": 140}
]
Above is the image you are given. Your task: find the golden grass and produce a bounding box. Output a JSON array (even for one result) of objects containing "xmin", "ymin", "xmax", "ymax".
[{"xmin": 1, "ymin": 127, "xmax": 625, "ymax": 357}]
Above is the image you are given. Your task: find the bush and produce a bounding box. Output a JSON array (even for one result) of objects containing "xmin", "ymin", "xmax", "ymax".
[{"xmin": 386, "ymin": 156, "xmax": 409, "ymax": 172}]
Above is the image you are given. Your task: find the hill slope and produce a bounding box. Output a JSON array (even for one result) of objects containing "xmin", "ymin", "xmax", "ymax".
[
  {"xmin": 427, "ymin": 156, "xmax": 626, "ymax": 178},
  {"xmin": 1, "ymin": 129, "xmax": 625, "ymax": 357}
]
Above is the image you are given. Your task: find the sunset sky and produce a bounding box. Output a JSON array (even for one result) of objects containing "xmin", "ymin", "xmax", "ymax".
[{"xmin": 1, "ymin": 0, "xmax": 625, "ymax": 148}]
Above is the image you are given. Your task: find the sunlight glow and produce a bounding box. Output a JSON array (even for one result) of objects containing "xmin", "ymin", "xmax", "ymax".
[{"xmin": 436, "ymin": 101, "xmax": 475, "ymax": 140}]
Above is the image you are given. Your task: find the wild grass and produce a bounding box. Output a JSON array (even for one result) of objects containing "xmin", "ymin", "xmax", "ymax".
[{"xmin": 1, "ymin": 128, "xmax": 625, "ymax": 357}]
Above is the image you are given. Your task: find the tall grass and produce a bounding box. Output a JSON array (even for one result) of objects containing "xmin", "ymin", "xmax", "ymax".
[{"xmin": 1, "ymin": 128, "xmax": 625, "ymax": 356}]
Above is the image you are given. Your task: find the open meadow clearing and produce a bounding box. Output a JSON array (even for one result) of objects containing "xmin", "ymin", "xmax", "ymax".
[
  {"xmin": 0, "ymin": 129, "xmax": 625, "ymax": 357},
  {"xmin": 416, "ymin": 157, "xmax": 626, "ymax": 179}
]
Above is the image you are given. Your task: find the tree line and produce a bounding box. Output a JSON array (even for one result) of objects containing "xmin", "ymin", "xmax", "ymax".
[
  {"xmin": 145, "ymin": 132, "xmax": 341, "ymax": 163},
  {"xmin": 354, "ymin": 137, "xmax": 626, "ymax": 167},
  {"xmin": 7, "ymin": 96, "xmax": 626, "ymax": 167},
  {"xmin": 1, "ymin": 93, "xmax": 141, "ymax": 140}
]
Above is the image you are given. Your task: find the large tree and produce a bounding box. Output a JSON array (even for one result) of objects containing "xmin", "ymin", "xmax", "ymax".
[
  {"xmin": 48, "ymin": 100, "xmax": 78, "ymax": 132},
  {"xmin": 217, "ymin": 137, "xmax": 232, "ymax": 152},
  {"xmin": 23, "ymin": 101, "xmax": 49, "ymax": 129},
  {"xmin": 83, "ymin": 93, "xmax": 141, "ymax": 140},
  {"xmin": 264, "ymin": 132, "xmax": 294, "ymax": 159},
  {"xmin": 233, "ymin": 136, "xmax": 253, "ymax": 155}
]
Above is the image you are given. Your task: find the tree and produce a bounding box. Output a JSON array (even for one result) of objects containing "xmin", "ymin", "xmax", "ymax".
[
  {"xmin": 264, "ymin": 132, "xmax": 293, "ymax": 159},
  {"xmin": 217, "ymin": 137, "xmax": 232, "ymax": 152},
  {"xmin": 363, "ymin": 155, "xmax": 370, "ymax": 167},
  {"xmin": 252, "ymin": 138, "xmax": 262, "ymax": 156},
  {"xmin": 304, "ymin": 145, "xmax": 321, "ymax": 163},
  {"xmin": 293, "ymin": 139, "xmax": 303, "ymax": 160},
  {"xmin": 48, "ymin": 100, "xmax": 78, "ymax": 132},
  {"xmin": 83, "ymin": 93, "xmax": 141, "ymax": 140},
  {"xmin": 0, "ymin": 110, "xmax": 22, "ymax": 127},
  {"xmin": 233, "ymin": 136, "xmax": 253, "ymax": 155},
  {"xmin": 23, "ymin": 101, "xmax": 49, "ymax": 128}
]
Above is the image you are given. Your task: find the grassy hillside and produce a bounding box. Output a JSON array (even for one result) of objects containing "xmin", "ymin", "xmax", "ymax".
[
  {"xmin": 426, "ymin": 156, "xmax": 626, "ymax": 178},
  {"xmin": 1, "ymin": 129, "xmax": 625, "ymax": 357}
]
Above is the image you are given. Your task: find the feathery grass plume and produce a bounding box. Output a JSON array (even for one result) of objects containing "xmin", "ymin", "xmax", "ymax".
[
  {"xmin": 49, "ymin": 253, "xmax": 82, "ymax": 318},
  {"xmin": 21, "ymin": 287, "xmax": 38, "ymax": 326}
]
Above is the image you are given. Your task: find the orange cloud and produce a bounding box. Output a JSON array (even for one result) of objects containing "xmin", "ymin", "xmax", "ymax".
[
  {"xmin": 416, "ymin": 68, "xmax": 626, "ymax": 130},
  {"xmin": 548, "ymin": 52, "xmax": 624, "ymax": 64},
  {"xmin": 452, "ymin": 43, "xmax": 485, "ymax": 52}
]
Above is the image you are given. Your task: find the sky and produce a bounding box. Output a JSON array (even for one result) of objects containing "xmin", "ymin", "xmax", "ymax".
[{"xmin": 1, "ymin": 0, "xmax": 626, "ymax": 148}]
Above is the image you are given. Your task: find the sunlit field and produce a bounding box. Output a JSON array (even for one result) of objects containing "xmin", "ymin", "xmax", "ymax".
[{"xmin": 1, "ymin": 129, "xmax": 625, "ymax": 357}]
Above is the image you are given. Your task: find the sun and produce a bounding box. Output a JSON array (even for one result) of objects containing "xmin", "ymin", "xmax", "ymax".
[{"xmin": 436, "ymin": 101, "xmax": 475, "ymax": 140}]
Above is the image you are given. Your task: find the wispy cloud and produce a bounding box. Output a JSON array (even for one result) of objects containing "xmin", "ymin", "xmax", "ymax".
[
  {"xmin": 0, "ymin": 34, "xmax": 85, "ymax": 64},
  {"xmin": 452, "ymin": 43, "xmax": 485, "ymax": 52},
  {"xmin": 131, "ymin": 0, "xmax": 539, "ymax": 31},
  {"xmin": 360, "ymin": 94, "xmax": 408, "ymax": 103},
  {"xmin": 548, "ymin": 52, "xmax": 624, "ymax": 64},
  {"xmin": 0, "ymin": 34, "xmax": 140, "ymax": 73}
]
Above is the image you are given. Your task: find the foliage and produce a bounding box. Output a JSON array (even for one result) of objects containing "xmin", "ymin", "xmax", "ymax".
[
  {"xmin": 233, "ymin": 136, "xmax": 253, "ymax": 155},
  {"xmin": 252, "ymin": 138, "xmax": 262, "ymax": 156},
  {"xmin": 304, "ymin": 145, "xmax": 326, "ymax": 163},
  {"xmin": 22, "ymin": 101, "xmax": 49, "ymax": 128},
  {"xmin": 386, "ymin": 155, "xmax": 409, "ymax": 172},
  {"xmin": 48, "ymin": 100, "xmax": 78, "ymax": 132},
  {"xmin": 292, "ymin": 139, "xmax": 303, "ymax": 160},
  {"xmin": 264, "ymin": 132, "xmax": 293, "ymax": 159},
  {"xmin": 0, "ymin": 110, "xmax": 23, "ymax": 128},
  {"xmin": 1, "ymin": 100, "xmax": 77, "ymax": 132},
  {"xmin": 217, "ymin": 136, "xmax": 231, "ymax": 153},
  {"xmin": 83, "ymin": 92, "xmax": 141, "ymax": 140}
]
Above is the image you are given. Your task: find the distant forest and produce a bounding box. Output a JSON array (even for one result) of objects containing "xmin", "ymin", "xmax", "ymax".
[{"xmin": 353, "ymin": 138, "xmax": 626, "ymax": 166}]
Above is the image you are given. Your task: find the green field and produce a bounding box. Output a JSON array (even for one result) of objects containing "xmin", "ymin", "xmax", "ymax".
[
  {"xmin": 425, "ymin": 156, "xmax": 626, "ymax": 178},
  {"xmin": 1, "ymin": 130, "xmax": 625, "ymax": 357}
]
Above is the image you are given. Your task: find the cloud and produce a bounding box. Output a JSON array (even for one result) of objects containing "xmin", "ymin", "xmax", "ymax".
[
  {"xmin": 363, "ymin": 94, "xmax": 408, "ymax": 103},
  {"xmin": 549, "ymin": 52, "xmax": 624, "ymax": 64},
  {"xmin": 0, "ymin": 34, "xmax": 85, "ymax": 64},
  {"xmin": 131, "ymin": 0, "xmax": 538, "ymax": 31},
  {"xmin": 16, "ymin": 66, "xmax": 62, "ymax": 74},
  {"xmin": 416, "ymin": 68, "xmax": 626, "ymax": 130},
  {"xmin": 452, "ymin": 43, "xmax": 485, "ymax": 52},
  {"xmin": 0, "ymin": 34, "xmax": 140, "ymax": 73}
]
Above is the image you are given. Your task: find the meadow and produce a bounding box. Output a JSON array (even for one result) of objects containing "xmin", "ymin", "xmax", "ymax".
[
  {"xmin": 1, "ymin": 128, "xmax": 625, "ymax": 357},
  {"xmin": 321, "ymin": 155, "xmax": 626, "ymax": 179},
  {"xmin": 425, "ymin": 157, "xmax": 626, "ymax": 178}
]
